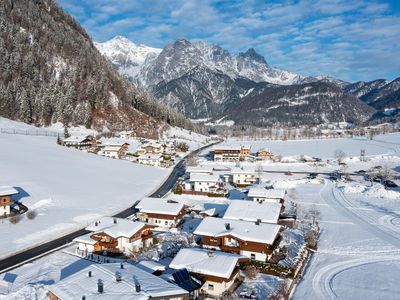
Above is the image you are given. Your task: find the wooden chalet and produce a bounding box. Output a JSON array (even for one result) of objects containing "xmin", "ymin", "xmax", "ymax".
[
  {"xmin": 194, "ymin": 217, "xmax": 282, "ymax": 262},
  {"xmin": 136, "ymin": 198, "xmax": 186, "ymax": 227},
  {"xmin": 256, "ymin": 148, "xmax": 274, "ymax": 160},
  {"xmin": 62, "ymin": 135, "xmax": 94, "ymax": 149},
  {"xmin": 0, "ymin": 186, "xmax": 18, "ymax": 217}
]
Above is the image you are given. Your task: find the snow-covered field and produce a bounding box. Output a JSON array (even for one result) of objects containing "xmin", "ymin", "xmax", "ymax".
[
  {"xmin": 1, "ymin": 131, "xmax": 400, "ymax": 299},
  {"xmin": 0, "ymin": 133, "xmax": 169, "ymax": 259},
  {"xmin": 222, "ymin": 134, "xmax": 400, "ymax": 158}
]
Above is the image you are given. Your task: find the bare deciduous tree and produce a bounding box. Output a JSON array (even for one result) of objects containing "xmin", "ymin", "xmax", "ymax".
[{"xmin": 334, "ymin": 149, "xmax": 346, "ymax": 164}]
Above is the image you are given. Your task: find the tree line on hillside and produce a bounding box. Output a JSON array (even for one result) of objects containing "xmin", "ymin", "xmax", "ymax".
[{"xmin": 0, "ymin": 0, "xmax": 192, "ymax": 132}]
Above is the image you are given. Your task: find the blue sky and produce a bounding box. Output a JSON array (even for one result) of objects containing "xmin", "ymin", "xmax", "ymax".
[{"xmin": 59, "ymin": 0, "xmax": 400, "ymax": 82}]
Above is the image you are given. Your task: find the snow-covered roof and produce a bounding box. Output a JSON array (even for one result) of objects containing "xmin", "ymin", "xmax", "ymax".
[
  {"xmin": 73, "ymin": 233, "xmax": 97, "ymax": 245},
  {"xmin": 137, "ymin": 260, "xmax": 166, "ymax": 272},
  {"xmin": 63, "ymin": 135, "xmax": 91, "ymax": 143},
  {"xmin": 230, "ymin": 166, "xmax": 255, "ymax": 174},
  {"xmin": 223, "ymin": 200, "xmax": 281, "ymax": 224},
  {"xmin": 186, "ymin": 166, "xmax": 214, "ymax": 174},
  {"xmin": 86, "ymin": 217, "xmax": 147, "ymax": 238},
  {"xmin": 103, "ymin": 145, "xmax": 125, "ymax": 152},
  {"xmin": 212, "ymin": 145, "xmax": 242, "ymax": 151},
  {"xmin": 136, "ymin": 197, "xmax": 185, "ymax": 215},
  {"xmin": 189, "ymin": 173, "xmax": 220, "ymax": 182},
  {"xmin": 248, "ymin": 187, "xmax": 286, "ymax": 199},
  {"xmin": 48, "ymin": 263, "xmax": 187, "ymax": 300},
  {"xmin": 0, "ymin": 186, "xmax": 19, "ymax": 197},
  {"xmin": 194, "ymin": 217, "xmax": 281, "ymax": 244},
  {"xmin": 169, "ymin": 248, "xmax": 245, "ymax": 279},
  {"xmin": 102, "ymin": 219, "xmax": 147, "ymax": 238}
]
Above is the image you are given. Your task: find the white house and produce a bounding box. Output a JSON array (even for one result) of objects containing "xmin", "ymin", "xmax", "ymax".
[
  {"xmin": 169, "ymin": 248, "xmax": 247, "ymax": 297},
  {"xmin": 48, "ymin": 263, "xmax": 188, "ymax": 300},
  {"xmin": 101, "ymin": 143, "xmax": 129, "ymax": 159},
  {"xmin": 62, "ymin": 135, "xmax": 93, "ymax": 149},
  {"xmin": 0, "ymin": 186, "xmax": 18, "ymax": 216},
  {"xmin": 223, "ymin": 200, "xmax": 282, "ymax": 224},
  {"xmin": 137, "ymin": 153, "xmax": 163, "ymax": 167},
  {"xmin": 136, "ymin": 197, "xmax": 186, "ymax": 227},
  {"xmin": 118, "ymin": 130, "xmax": 134, "ymax": 140},
  {"xmin": 183, "ymin": 173, "xmax": 226, "ymax": 195},
  {"xmin": 194, "ymin": 217, "xmax": 282, "ymax": 262},
  {"xmin": 230, "ymin": 166, "xmax": 257, "ymax": 187},
  {"xmin": 248, "ymin": 187, "xmax": 287, "ymax": 204}
]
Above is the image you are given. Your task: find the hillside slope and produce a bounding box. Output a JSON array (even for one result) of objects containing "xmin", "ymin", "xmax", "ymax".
[{"xmin": 0, "ymin": 0, "xmax": 191, "ymax": 138}]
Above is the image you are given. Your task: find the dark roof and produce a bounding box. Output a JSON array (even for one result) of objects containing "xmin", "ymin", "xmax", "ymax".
[{"xmin": 172, "ymin": 269, "xmax": 201, "ymax": 292}]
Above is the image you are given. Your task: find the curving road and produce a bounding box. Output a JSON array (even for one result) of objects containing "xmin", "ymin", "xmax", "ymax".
[{"xmin": 0, "ymin": 140, "xmax": 220, "ymax": 272}]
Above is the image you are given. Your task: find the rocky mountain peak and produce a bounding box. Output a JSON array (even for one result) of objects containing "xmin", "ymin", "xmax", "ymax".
[{"xmin": 240, "ymin": 48, "xmax": 268, "ymax": 65}]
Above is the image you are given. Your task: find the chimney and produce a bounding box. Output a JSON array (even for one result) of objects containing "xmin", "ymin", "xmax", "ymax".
[
  {"xmin": 82, "ymin": 296, "xmax": 86, "ymax": 300},
  {"xmin": 225, "ymin": 223, "xmax": 230, "ymax": 230},
  {"xmin": 113, "ymin": 218, "xmax": 117, "ymax": 224},
  {"xmin": 255, "ymin": 219, "xmax": 261, "ymax": 225},
  {"xmin": 115, "ymin": 271, "xmax": 122, "ymax": 282},
  {"xmin": 120, "ymin": 263, "xmax": 124, "ymax": 269},
  {"xmin": 88, "ymin": 271, "xmax": 92, "ymax": 278},
  {"xmin": 97, "ymin": 279, "xmax": 104, "ymax": 293},
  {"xmin": 135, "ymin": 283, "xmax": 141, "ymax": 292}
]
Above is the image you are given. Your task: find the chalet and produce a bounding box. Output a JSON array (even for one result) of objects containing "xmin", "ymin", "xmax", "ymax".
[
  {"xmin": 183, "ymin": 173, "xmax": 227, "ymax": 196},
  {"xmin": 211, "ymin": 145, "xmax": 251, "ymax": 162},
  {"xmin": 48, "ymin": 263, "xmax": 188, "ymax": 300},
  {"xmin": 248, "ymin": 187, "xmax": 287, "ymax": 204},
  {"xmin": 256, "ymin": 148, "xmax": 274, "ymax": 160},
  {"xmin": 137, "ymin": 143, "xmax": 164, "ymax": 155},
  {"xmin": 0, "ymin": 186, "xmax": 18, "ymax": 217},
  {"xmin": 230, "ymin": 166, "xmax": 257, "ymax": 187},
  {"xmin": 223, "ymin": 200, "xmax": 282, "ymax": 224},
  {"xmin": 101, "ymin": 143, "xmax": 129, "ymax": 159},
  {"xmin": 169, "ymin": 248, "xmax": 247, "ymax": 297},
  {"xmin": 136, "ymin": 197, "xmax": 186, "ymax": 227},
  {"xmin": 137, "ymin": 153, "xmax": 163, "ymax": 167},
  {"xmin": 118, "ymin": 130, "xmax": 135, "ymax": 140},
  {"xmin": 76, "ymin": 217, "xmax": 154, "ymax": 255},
  {"xmin": 62, "ymin": 135, "xmax": 93, "ymax": 149},
  {"xmin": 194, "ymin": 217, "xmax": 282, "ymax": 262}
]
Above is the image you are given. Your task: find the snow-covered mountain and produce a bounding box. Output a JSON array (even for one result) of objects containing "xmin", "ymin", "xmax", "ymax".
[
  {"xmin": 95, "ymin": 36, "xmax": 162, "ymax": 80},
  {"xmin": 96, "ymin": 36, "xmax": 376, "ymax": 124}
]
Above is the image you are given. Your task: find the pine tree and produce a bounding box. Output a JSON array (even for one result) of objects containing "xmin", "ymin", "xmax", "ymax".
[
  {"xmin": 64, "ymin": 126, "xmax": 70, "ymax": 139},
  {"xmin": 56, "ymin": 134, "xmax": 62, "ymax": 145}
]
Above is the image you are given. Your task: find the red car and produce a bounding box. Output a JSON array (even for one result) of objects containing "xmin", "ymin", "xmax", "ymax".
[{"xmin": 286, "ymin": 171, "xmax": 293, "ymax": 176}]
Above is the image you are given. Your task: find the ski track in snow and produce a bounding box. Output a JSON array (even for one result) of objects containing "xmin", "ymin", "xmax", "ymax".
[{"xmin": 309, "ymin": 181, "xmax": 400, "ymax": 299}]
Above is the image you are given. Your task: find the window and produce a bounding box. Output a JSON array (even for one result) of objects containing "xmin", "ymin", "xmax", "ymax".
[
  {"xmin": 208, "ymin": 284, "xmax": 214, "ymax": 291},
  {"xmin": 251, "ymin": 253, "xmax": 256, "ymax": 260},
  {"xmin": 165, "ymin": 220, "xmax": 168, "ymax": 225}
]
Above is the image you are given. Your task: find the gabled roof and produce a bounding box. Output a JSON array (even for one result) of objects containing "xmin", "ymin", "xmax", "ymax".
[
  {"xmin": 86, "ymin": 217, "xmax": 147, "ymax": 238},
  {"xmin": 248, "ymin": 187, "xmax": 286, "ymax": 199},
  {"xmin": 223, "ymin": 200, "xmax": 281, "ymax": 224},
  {"xmin": 170, "ymin": 248, "xmax": 246, "ymax": 280},
  {"xmin": 48, "ymin": 263, "xmax": 187, "ymax": 300},
  {"xmin": 0, "ymin": 186, "xmax": 19, "ymax": 197},
  {"xmin": 189, "ymin": 173, "xmax": 220, "ymax": 182},
  {"xmin": 136, "ymin": 197, "xmax": 185, "ymax": 215},
  {"xmin": 186, "ymin": 166, "xmax": 214, "ymax": 174},
  {"xmin": 212, "ymin": 145, "xmax": 242, "ymax": 151},
  {"xmin": 194, "ymin": 217, "xmax": 281, "ymax": 245},
  {"xmin": 63, "ymin": 135, "xmax": 92, "ymax": 143}
]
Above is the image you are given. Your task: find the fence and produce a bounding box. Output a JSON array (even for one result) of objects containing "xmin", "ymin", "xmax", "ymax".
[{"xmin": 0, "ymin": 128, "xmax": 59, "ymax": 137}]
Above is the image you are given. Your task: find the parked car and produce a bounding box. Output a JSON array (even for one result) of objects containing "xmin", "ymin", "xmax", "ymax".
[
  {"xmin": 286, "ymin": 171, "xmax": 293, "ymax": 176},
  {"xmin": 307, "ymin": 173, "xmax": 317, "ymax": 179}
]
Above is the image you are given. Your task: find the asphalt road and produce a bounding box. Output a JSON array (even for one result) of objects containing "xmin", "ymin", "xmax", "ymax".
[{"xmin": 0, "ymin": 140, "xmax": 220, "ymax": 273}]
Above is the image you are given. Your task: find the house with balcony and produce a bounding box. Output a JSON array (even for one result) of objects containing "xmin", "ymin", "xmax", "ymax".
[
  {"xmin": 62, "ymin": 135, "xmax": 94, "ymax": 149},
  {"xmin": 137, "ymin": 153, "xmax": 163, "ymax": 167},
  {"xmin": 210, "ymin": 145, "xmax": 251, "ymax": 162},
  {"xmin": 100, "ymin": 143, "xmax": 130, "ymax": 159},
  {"xmin": 256, "ymin": 148, "xmax": 274, "ymax": 160},
  {"xmin": 230, "ymin": 166, "xmax": 257, "ymax": 187},
  {"xmin": 248, "ymin": 187, "xmax": 287, "ymax": 204},
  {"xmin": 75, "ymin": 217, "xmax": 154, "ymax": 255},
  {"xmin": 183, "ymin": 173, "xmax": 227, "ymax": 196},
  {"xmin": 194, "ymin": 217, "xmax": 282, "ymax": 262},
  {"xmin": 169, "ymin": 248, "xmax": 247, "ymax": 297},
  {"xmin": 0, "ymin": 185, "xmax": 19, "ymax": 217},
  {"xmin": 136, "ymin": 197, "xmax": 186, "ymax": 227}
]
